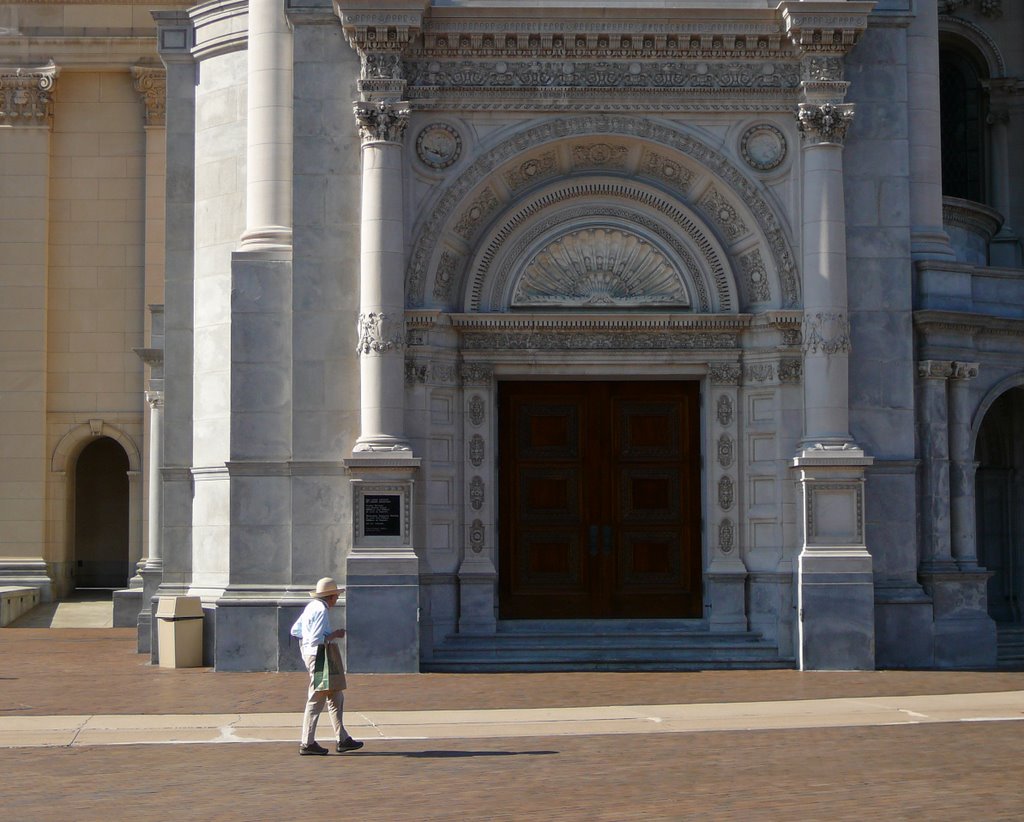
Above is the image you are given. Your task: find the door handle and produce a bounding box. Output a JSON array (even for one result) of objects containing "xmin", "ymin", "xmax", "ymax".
[
  {"xmin": 603, "ymin": 525, "xmax": 612, "ymax": 557},
  {"xmin": 589, "ymin": 524, "xmax": 598, "ymax": 558}
]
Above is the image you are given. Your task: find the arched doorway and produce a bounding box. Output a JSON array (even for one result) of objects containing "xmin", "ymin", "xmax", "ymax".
[
  {"xmin": 74, "ymin": 437, "xmax": 131, "ymax": 589},
  {"xmin": 976, "ymin": 387, "xmax": 1024, "ymax": 629}
]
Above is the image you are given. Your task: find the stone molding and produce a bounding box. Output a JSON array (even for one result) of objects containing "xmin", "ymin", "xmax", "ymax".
[
  {"xmin": 0, "ymin": 63, "xmax": 58, "ymax": 127},
  {"xmin": 942, "ymin": 196, "xmax": 1004, "ymax": 242},
  {"xmin": 131, "ymin": 66, "xmax": 166, "ymax": 127},
  {"xmin": 778, "ymin": 1, "xmax": 874, "ymax": 53},
  {"xmin": 353, "ymin": 100, "xmax": 410, "ymax": 144},
  {"xmin": 797, "ymin": 102, "xmax": 854, "ymax": 145}
]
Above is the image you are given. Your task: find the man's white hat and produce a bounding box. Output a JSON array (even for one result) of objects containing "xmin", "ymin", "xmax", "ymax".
[{"xmin": 310, "ymin": 577, "xmax": 343, "ymax": 598}]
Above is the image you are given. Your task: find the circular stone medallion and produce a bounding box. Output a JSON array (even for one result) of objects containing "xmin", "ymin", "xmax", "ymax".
[
  {"xmin": 740, "ymin": 124, "xmax": 787, "ymax": 172},
  {"xmin": 416, "ymin": 123, "xmax": 462, "ymax": 169}
]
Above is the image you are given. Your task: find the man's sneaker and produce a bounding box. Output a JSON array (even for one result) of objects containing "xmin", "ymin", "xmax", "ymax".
[
  {"xmin": 337, "ymin": 737, "xmax": 364, "ymax": 753},
  {"xmin": 299, "ymin": 742, "xmax": 329, "ymax": 756}
]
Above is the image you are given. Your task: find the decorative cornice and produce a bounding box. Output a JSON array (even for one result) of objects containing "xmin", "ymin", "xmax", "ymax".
[
  {"xmin": 131, "ymin": 65, "xmax": 166, "ymax": 127},
  {"xmin": 797, "ymin": 102, "xmax": 854, "ymax": 145},
  {"xmin": 0, "ymin": 63, "xmax": 58, "ymax": 127},
  {"xmin": 914, "ymin": 309, "xmax": 1024, "ymax": 339},
  {"xmin": 778, "ymin": 1, "xmax": 875, "ymax": 54},
  {"xmin": 353, "ymin": 99, "xmax": 410, "ymax": 144}
]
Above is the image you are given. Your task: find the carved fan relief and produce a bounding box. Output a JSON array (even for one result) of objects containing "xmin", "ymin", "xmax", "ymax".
[{"xmin": 511, "ymin": 227, "xmax": 691, "ymax": 308}]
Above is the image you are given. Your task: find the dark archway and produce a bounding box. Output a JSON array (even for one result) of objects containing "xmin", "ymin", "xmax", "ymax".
[
  {"xmin": 939, "ymin": 41, "xmax": 989, "ymax": 204},
  {"xmin": 976, "ymin": 386, "xmax": 1024, "ymax": 625},
  {"xmin": 74, "ymin": 436, "xmax": 130, "ymax": 589}
]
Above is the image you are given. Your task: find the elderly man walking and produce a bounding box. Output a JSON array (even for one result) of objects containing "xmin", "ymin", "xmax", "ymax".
[{"xmin": 291, "ymin": 577, "xmax": 365, "ymax": 756}]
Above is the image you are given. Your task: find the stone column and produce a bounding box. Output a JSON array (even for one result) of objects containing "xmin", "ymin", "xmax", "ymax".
[
  {"xmin": 908, "ymin": 0, "xmax": 956, "ymax": 260},
  {"xmin": 917, "ymin": 360, "xmax": 954, "ymax": 570},
  {"xmin": 239, "ymin": 0, "xmax": 292, "ymax": 252},
  {"xmin": 353, "ymin": 100, "xmax": 412, "ymax": 454},
  {"xmin": 0, "ymin": 64, "xmax": 59, "ymax": 599},
  {"xmin": 948, "ymin": 362, "xmax": 979, "ymax": 568},
  {"xmin": 789, "ymin": 52, "xmax": 875, "ymax": 670},
  {"xmin": 984, "ymin": 87, "xmax": 1022, "ymax": 267}
]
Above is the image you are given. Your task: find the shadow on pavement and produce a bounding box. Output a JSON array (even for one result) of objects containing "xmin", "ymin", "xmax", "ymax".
[{"xmin": 352, "ymin": 749, "xmax": 559, "ymax": 759}]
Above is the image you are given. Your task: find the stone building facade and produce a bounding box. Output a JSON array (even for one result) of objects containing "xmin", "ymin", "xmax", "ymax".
[{"xmin": 1, "ymin": 0, "xmax": 1022, "ymax": 672}]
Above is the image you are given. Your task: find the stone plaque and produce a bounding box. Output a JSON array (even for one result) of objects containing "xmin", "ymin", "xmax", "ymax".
[{"xmin": 363, "ymin": 494, "xmax": 401, "ymax": 537}]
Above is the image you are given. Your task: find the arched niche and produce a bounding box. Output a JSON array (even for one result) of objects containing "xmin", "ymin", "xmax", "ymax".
[{"xmin": 407, "ymin": 116, "xmax": 799, "ymax": 313}]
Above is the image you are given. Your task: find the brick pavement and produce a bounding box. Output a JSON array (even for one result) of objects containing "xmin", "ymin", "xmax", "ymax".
[{"xmin": 3, "ymin": 629, "xmax": 1024, "ymax": 820}]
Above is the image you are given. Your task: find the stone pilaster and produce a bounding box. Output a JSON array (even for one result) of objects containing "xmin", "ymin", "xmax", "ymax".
[
  {"xmin": 917, "ymin": 359, "xmax": 955, "ymax": 571},
  {"xmin": 984, "ymin": 81, "xmax": 1023, "ymax": 267},
  {"xmin": 0, "ymin": 63, "xmax": 59, "ymax": 599},
  {"xmin": 782, "ymin": 2, "xmax": 876, "ymax": 670}
]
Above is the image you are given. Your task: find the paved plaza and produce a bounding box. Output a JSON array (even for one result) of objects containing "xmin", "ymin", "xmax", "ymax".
[{"xmin": 1, "ymin": 629, "xmax": 1023, "ymax": 820}]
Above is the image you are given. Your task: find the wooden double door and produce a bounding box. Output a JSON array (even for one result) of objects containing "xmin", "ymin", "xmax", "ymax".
[{"xmin": 498, "ymin": 381, "xmax": 703, "ymax": 620}]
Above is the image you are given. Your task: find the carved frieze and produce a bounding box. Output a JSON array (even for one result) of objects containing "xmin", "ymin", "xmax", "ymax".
[
  {"xmin": 468, "ymin": 394, "xmax": 485, "ymax": 426},
  {"xmin": 356, "ymin": 312, "xmax": 405, "ymax": 355},
  {"xmin": 461, "ymin": 331, "xmax": 739, "ymax": 351},
  {"xmin": 738, "ymin": 248, "xmax": 772, "ymax": 304},
  {"xmin": 797, "ymin": 103, "xmax": 855, "ymax": 146},
  {"xmin": 572, "ymin": 142, "xmax": 629, "ymax": 170},
  {"xmin": 353, "ymin": 100, "xmax": 411, "ymax": 144},
  {"xmin": 745, "ymin": 363, "xmax": 775, "ymax": 384},
  {"xmin": 512, "ymin": 227, "xmax": 690, "ymax": 308},
  {"xmin": 778, "ymin": 358, "xmax": 803, "ymax": 384},
  {"xmin": 462, "ymin": 365, "xmax": 494, "ymax": 387},
  {"xmin": 803, "ymin": 312, "xmax": 851, "ymax": 356},
  {"xmin": 698, "ymin": 188, "xmax": 749, "ymax": 244},
  {"xmin": 469, "ymin": 519, "xmax": 485, "ymax": 553},
  {"xmin": 718, "ymin": 476, "xmax": 735, "ymax": 511},
  {"xmin": 131, "ymin": 66, "xmax": 166, "ymax": 127},
  {"xmin": 416, "ymin": 123, "xmax": 462, "ymax": 169},
  {"xmin": 405, "ymin": 359, "xmax": 428, "ymax": 384},
  {"xmin": 453, "ymin": 187, "xmax": 499, "ymax": 240},
  {"xmin": 432, "ymin": 250, "xmax": 461, "ymax": 303},
  {"xmin": 469, "ymin": 476, "xmax": 485, "ymax": 511},
  {"xmin": 0, "ymin": 64, "xmax": 58, "ymax": 127},
  {"xmin": 709, "ymin": 364, "xmax": 742, "ymax": 386},
  {"xmin": 717, "ymin": 434, "xmax": 735, "ymax": 468},
  {"xmin": 717, "ymin": 394, "xmax": 734, "ymax": 426},
  {"xmin": 504, "ymin": 150, "xmax": 558, "ymax": 191},
  {"xmin": 469, "ymin": 434, "xmax": 485, "ymax": 467},
  {"xmin": 638, "ymin": 149, "xmax": 695, "ymax": 194},
  {"xmin": 406, "ymin": 59, "xmax": 801, "ymax": 91}
]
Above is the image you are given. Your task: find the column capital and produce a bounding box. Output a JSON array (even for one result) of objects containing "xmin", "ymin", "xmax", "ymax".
[
  {"xmin": 797, "ymin": 102, "xmax": 855, "ymax": 146},
  {"xmin": 917, "ymin": 359, "xmax": 954, "ymax": 380},
  {"xmin": 131, "ymin": 66, "xmax": 166, "ymax": 127},
  {"xmin": 353, "ymin": 100, "xmax": 411, "ymax": 145},
  {"xmin": 0, "ymin": 63, "xmax": 58, "ymax": 127},
  {"xmin": 145, "ymin": 390, "xmax": 165, "ymax": 410},
  {"xmin": 950, "ymin": 361, "xmax": 980, "ymax": 381}
]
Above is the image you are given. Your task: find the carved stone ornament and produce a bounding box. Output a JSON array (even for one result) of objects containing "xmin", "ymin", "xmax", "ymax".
[
  {"xmin": 453, "ymin": 188, "xmax": 498, "ymax": 240},
  {"xmin": 778, "ymin": 358, "xmax": 803, "ymax": 383},
  {"xmin": 951, "ymin": 361, "xmax": 980, "ymax": 380},
  {"xmin": 918, "ymin": 360, "xmax": 954, "ymax": 381},
  {"xmin": 745, "ymin": 363, "xmax": 774, "ymax": 384},
  {"xmin": 504, "ymin": 151, "xmax": 558, "ymax": 191},
  {"xmin": 468, "ymin": 394, "xmax": 485, "ymax": 426},
  {"xmin": 698, "ymin": 188, "xmax": 749, "ymax": 243},
  {"xmin": 462, "ymin": 364, "xmax": 494, "ymax": 387},
  {"xmin": 469, "ymin": 434, "xmax": 485, "ymax": 467},
  {"xmin": 469, "ymin": 519, "xmax": 485, "ymax": 553},
  {"xmin": 405, "ymin": 359, "xmax": 428, "ymax": 384},
  {"xmin": 716, "ymin": 394, "xmax": 734, "ymax": 427},
  {"xmin": 709, "ymin": 363, "xmax": 742, "ymax": 386},
  {"xmin": 740, "ymin": 124, "xmax": 787, "ymax": 172},
  {"xmin": 940, "ymin": 0, "xmax": 1002, "ymax": 17},
  {"xmin": 416, "ymin": 123, "xmax": 462, "ymax": 169},
  {"xmin": 512, "ymin": 227, "xmax": 690, "ymax": 308},
  {"xmin": 0, "ymin": 64, "xmax": 57, "ymax": 127},
  {"xmin": 361, "ymin": 52, "xmax": 403, "ymax": 81},
  {"xmin": 803, "ymin": 312, "xmax": 851, "ymax": 356},
  {"xmin": 639, "ymin": 149, "xmax": 694, "ymax": 194},
  {"xmin": 469, "ymin": 475, "xmax": 485, "ymax": 511},
  {"xmin": 718, "ymin": 476, "xmax": 735, "ymax": 511},
  {"xmin": 131, "ymin": 66, "xmax": 166, "ymax": 127},
  {"xmin": 738, "ymin": 248, "xmax": 771, "ymax": 304},
  {"xmin": 353, "ymin": 100, "xmax": 411, "ymax": 144},
  {"xmin": 356, "ymin": 312, "xmax": 404, "ymax": 355},
  {"xmin": 572, "ymin": 142, "xmax": 629, "ymax": 170},
  {"xmin": 432, "ymin": 250, "xmax": 461, "ymax": 302},
  {"xmin": 717, "ymin": 434, "xmax": 735, "ymax": 468},
  {"xmin": 797, "ymin": 103, "xmax": 855, "ymax": 146},
  {"xmin": 718, "ymin": 518, "xmax": 735, "ymax": 554}
]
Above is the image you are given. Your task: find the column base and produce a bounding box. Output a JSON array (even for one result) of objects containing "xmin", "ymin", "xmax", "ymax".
[
  {"xmin": 353, "ymin": 438, "xmax": 413, "ymax": 453},
  {"xmin": 0, "ymin": 560, "xmax": 53, "ymax": 603},
  {"xmin": 921, "ymin": 569, "xmax": 997, "ymax": 669},
  {"xmin": 874, "ymin": 583, "xmax": 935, "ymax": 668}
]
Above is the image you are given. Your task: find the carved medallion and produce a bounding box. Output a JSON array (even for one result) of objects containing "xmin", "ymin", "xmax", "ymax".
[
  {"xmin": 740, "ymin": 123, "xmax": 787, "ymax": 172},
  {"xmin": 416, "ymin": 123, "xmax": 462, "ymax": 169},
  {"xmin": 432, "ymin": 249, "xmax": 461, "ymax": 302},
  {"xmin": 717, "ymin": 394, "xmax": 734, "ymax": 427},
  {"xmin": 738, "ymin": 248, "xmax": 771, "ymax": 304},
  {"xmin": 468, "ymin": 394, "xmax": 485, "ymax": 426},
  {"xmin": 572, "ymin": 142, "xmax": 629, "ymax": 170},
  {"xmin": 469, "ymin": 434, "xmax": 485, "ymax": 467},
  {"xmin": 699, "ymin": 188, "xmax": 748, "ymax": 243},
  {"xmin": 469, "ymin": 476, "xmax": 485, "ymax": 511},
  {"xmin": 469, "ymin": 519, "xmax": 485, "ymax": 553},
  {"xmin": 717, "ymin": 434, "xmax": 734, "ymax": 468},
  {"xmin": 512, "ymin": 227, "xmax": 690, "ymax": 308},
  {"xmin": 718, "ymin": 476, "xmax": 735, "ymax": 511},
  {"xmin": 719, "ymin": 519, "xmax": 735, "ymax": 554}
]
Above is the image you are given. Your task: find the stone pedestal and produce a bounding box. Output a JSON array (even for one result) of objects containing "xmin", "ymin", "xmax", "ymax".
[
  {"xmin": 921, "ymin": 570, "xmax": 997, "ymax": 668},
  {"xmin": 794, "ymin": 451, "xmax": 875, "ymax": 670},
  {"xmin": 344, "ymin": 456, "xmax": 421, "ymax": 672}
]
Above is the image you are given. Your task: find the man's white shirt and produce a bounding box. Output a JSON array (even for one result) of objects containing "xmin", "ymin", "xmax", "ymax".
[{"xmin": 292, "ymin": 598, "xmax": 332, "ymax": 657}]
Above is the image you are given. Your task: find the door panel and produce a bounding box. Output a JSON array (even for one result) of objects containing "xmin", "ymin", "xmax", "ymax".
[{"xmin": 499, "ymin": 381, "xmax": 702, "ymax": 620}]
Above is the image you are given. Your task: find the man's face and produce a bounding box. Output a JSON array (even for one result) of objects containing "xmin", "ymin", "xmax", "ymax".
[{"xmin": 325, "ymin": 594, "xmax": 339, "ymax": 608}]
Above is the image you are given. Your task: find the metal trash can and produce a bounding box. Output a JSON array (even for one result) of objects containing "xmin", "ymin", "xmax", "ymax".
[{"xmin": 154, "ymin": 596, "xmax": 204, "ymax": 668}]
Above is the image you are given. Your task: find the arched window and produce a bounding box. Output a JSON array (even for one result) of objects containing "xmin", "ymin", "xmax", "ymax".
[{"xmin": 939, "ymin": 44, "xmax": 988, "ymax": 203}]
